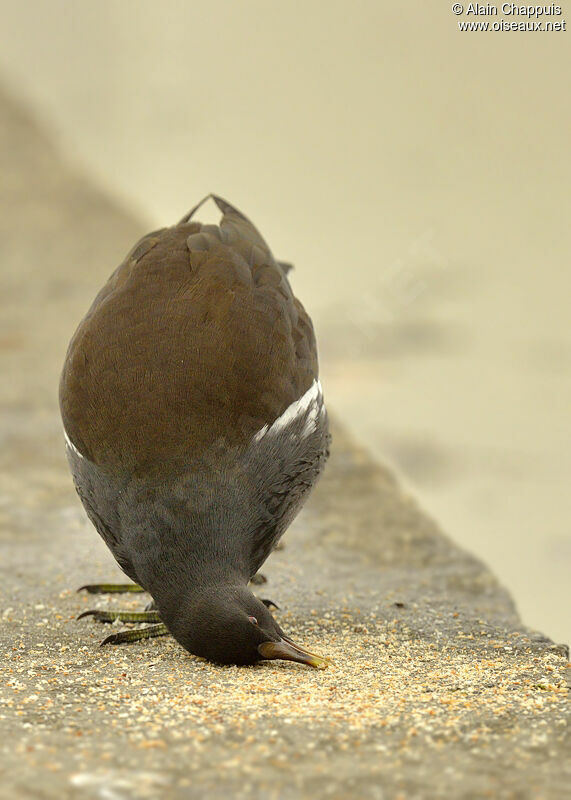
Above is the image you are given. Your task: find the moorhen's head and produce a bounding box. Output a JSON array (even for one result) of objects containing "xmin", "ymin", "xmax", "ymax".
[{"xmin": 162, "ymin": 585, "xmax": 328, "ymax": 668}]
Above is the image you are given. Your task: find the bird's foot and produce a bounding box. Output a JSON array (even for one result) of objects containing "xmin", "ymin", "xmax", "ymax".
[
  {"xmin": 77, "ymin": 584, "xmax": 167, "ymax": 646},
  {"xmin": 100, "ymin": 624, "xmax": 168, "ymax": 646},
  {"xmin": 78, "ymin": 583, "xmax": 155, "ymax": 609},
  {"xmin": 77, "ymin": 583, "xmax": 145, "ymax": 594},
  {"xmin": 78, "ymin": 608, "xmax": 168, "ymax": 646},
  {"xmin": 78, "ymin": 610, "xmax": 161, "ymax": 624}
]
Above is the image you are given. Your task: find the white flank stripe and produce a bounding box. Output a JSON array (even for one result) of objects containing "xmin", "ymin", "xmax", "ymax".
[
  {"xmin": 253, "ymin": 379, "xmax": 323, "ymax": 442},
  {"xmin": 64, "ymin": 428, "xmax": 85, "ymax": 460}
]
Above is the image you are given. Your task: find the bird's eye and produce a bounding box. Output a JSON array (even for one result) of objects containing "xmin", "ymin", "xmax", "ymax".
[{"xmin": 248, "ymin": 616, "xmax": 258, "ymax": 625}]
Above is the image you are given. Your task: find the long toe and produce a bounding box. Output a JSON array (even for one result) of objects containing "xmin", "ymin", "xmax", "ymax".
[
  {"xmin": 77, "ymin": 583, "xmax": 145, "ymax": 594},
  {"xmin": 100, "ymin": 623, "xmax": 169, "ymax": 646},
  {"xmin": 78, "ymin": 610, "xmax": 161, "ymax": 624}
]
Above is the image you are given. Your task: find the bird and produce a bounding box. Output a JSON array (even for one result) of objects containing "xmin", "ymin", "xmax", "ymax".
[{"xmin": 59, "ymin": 194, "xmax": 330, "ymax": 668}]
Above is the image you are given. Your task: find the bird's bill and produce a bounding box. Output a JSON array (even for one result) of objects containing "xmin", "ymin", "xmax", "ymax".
[{"xmin": 258, "ymin": 636, "xmax": 329, "ymax": 669}]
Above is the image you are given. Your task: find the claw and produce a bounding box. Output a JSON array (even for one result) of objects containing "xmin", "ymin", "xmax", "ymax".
[{"xmin": 260, "ymin": 598, "xmax": 280, "ymax": 610}]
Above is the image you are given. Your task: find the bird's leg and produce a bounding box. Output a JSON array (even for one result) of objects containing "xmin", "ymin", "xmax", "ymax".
[
  {"xmin": 77, "ymin": 583, "xmax": 145, "ymax": 594},
  {"xmin": 76, "ymin": 583, "xmax": 167, "ymax": 647},
  {"xmin": 78, "ymin": 608, "xmax": 168, "ymax": 646},
  {"xmin": 101, "ymin": 624, "xmax": 169, "ymax": 646},
  {"xmin": 78, "ymin": 610, "xmax": 161, "ymax": 624}
]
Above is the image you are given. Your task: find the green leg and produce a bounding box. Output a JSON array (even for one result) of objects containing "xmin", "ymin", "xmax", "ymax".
[
  {"xmin": 77, "ymin": 585, "xmax": 166, "ymax": 648},
  {"xmin": 78, "ymin": 610, "xmax": 161, "ymax": 624},
  {"xmin": 101, "ymin": 624, "xmax": 169, "ymax": 646},
  {"xmin": 77, "ymin": 583, "xmax": 145, "ymax": 594}
]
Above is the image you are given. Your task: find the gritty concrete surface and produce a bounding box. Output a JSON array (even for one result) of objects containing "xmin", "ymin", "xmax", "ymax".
[
  {"xmin": 2, "ymin": 1, "xmax": 570, "ymax": 647},
  {"xmin": 0, "ymin": 86, "xmax": 568, "ymax": 800}
]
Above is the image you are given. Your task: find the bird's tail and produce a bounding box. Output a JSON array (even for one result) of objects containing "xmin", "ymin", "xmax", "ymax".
[{"xmin": 180, "ymin": 194, "xmax": 293, "ymax": 275}]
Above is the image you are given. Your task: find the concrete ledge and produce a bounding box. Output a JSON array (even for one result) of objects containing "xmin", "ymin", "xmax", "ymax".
[{"xmin": 0, "ymin": 87, "xmax": 568, "ymax": 800}]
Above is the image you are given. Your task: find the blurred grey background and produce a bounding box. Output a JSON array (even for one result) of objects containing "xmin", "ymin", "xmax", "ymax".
[{"xmin": 0, "ymin": 1, "xmax": 568, "ymax": 644}]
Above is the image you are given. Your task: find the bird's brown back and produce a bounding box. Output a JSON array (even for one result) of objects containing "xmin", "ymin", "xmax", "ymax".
[{"xmin": 59, "ymin": 205, "xmax": 318, "ymax": 474}]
